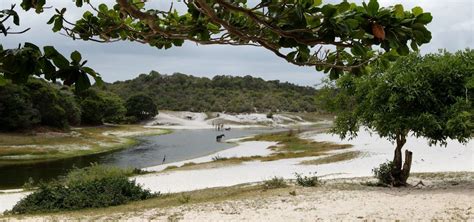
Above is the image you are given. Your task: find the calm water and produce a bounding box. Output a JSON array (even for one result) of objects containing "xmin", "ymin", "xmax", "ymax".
[{"xmin": 0, "ymin": 128, "xmax": 282, "ymax": 189}]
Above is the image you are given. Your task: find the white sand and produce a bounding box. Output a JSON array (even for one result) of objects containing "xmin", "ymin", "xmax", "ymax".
[
  {"xmin": 1, "ymin": 129, "xmax": 472, "ymax": 213},
  {"xmin": 0, "ymin": 191, "xmax": 31, "ymax": 213},
  {"xmin": 145, "ymin": 111, "xmax": 311, "ymax": 129},
  {"xmin": 134, "ymin": 130, "xmax": 472, "ymax": 194}
]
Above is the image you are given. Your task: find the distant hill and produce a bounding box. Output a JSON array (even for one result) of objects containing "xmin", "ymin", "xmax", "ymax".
[{"xmin": 105, "ymin": 71, "xmax": 317, "ymax": 113}]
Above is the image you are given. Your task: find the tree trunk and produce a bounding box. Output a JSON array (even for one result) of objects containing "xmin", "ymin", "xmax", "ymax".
[{"xmin": 391, "ymin": 133, "xmax": 412, "ymax": 186}]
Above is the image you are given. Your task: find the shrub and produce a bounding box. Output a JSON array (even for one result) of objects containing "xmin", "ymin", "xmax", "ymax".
[
  {"xmin": 263, "ymin": 177, "xmax": 287, "ymax": 189},
  {"xmin": 295, "ymin": 172, "xmax": 320, "ymax": 187},
  {"xmin": 0, "ymin": 83, "xmax": 40, "ymax": 130},
  {"xmin": 372, "ymin": 160, "xmax": 395, "ymax": 185},
  {"xmin": 125, "ymin": 94, "xmax": 158, "ymax": 121},
  {"xmin": 266, "ymin": 112, "xmax": 274, "ymax": 119},
  {"xmin": 10, "ymin": 164, "xmax": 154, "ymax": 214}
]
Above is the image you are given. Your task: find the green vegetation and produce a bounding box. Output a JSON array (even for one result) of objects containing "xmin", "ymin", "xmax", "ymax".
[
  {"xmin": 24, "ymin": 0, "xmax": 430, "ymax": 79},
  {"xmin": 295, "ymin": 172, "xmax": 321, "ymax": 187},
  {"xmin": 0, "ymin": 78, "xmax": 129, "ymax": 131},
  {"xmin": 165, "ymin": 130, "xmax": 352, "ymax": 172},
  {"xmin": 318, "ymin": 50, "xmax": 474, "ymax": 186},
  {"xmin": 78, "ymin": 88, "xmax": 127, "ymax": 125},
  {"xmin": 125, "ymin": 94, "xmax": 158, "ymax": 122},
  {"xmin": 9, "ymin": 165, "xmax": 154, "ymax": 214},
  {"xmin": 105, "ymin": 72, "xmax": 318, "ymax": 113},
  {"xmin": 263, "ymin": 177, "xmax": 288, "ymax": 189},
  {"xmin": 372, "ymin": 161, "xmax": 395, "ymax": 186},
  {"xmin": 300, "ymin": 151, "xmax": 362, "ymax": 165}
]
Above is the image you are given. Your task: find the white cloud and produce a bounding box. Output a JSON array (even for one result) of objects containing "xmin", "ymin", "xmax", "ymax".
[{"xmin": 1, "ymin": 0, "xmax": 473, "ymax": 86}]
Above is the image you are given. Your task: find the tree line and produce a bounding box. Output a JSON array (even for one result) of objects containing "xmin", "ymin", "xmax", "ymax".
[
  {"xmin": 105, "ymin": 72, "xmax": 318, "ymax": 113},
  {"xmin": 0, "ymin": 79, "xmax": 157, "ymax": 131}
]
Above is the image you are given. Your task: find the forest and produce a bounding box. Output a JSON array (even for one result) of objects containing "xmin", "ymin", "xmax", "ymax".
[{"xmin": 105, "ymin": 71, "xmax": 318, "ymax": 113}]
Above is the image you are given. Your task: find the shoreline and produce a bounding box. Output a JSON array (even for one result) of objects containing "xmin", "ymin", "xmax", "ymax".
[{"xmin": 0, "ymin": 125, "xmax": 172, "ymax": 166}]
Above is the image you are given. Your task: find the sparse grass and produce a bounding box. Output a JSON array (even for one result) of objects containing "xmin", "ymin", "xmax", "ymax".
[
  {"xmin": 211, "ymin": 155, "xmax": 228, "ymax": 161},
  {"xmin": 3, "ymin": 172, "xmax": 472, "ymax": 219},
  {"xmin": 263, "ymin": 177, "xmax": 288, "ymax": 189},
  {"xmin": 300, "ymin": 151, "xmax": 362, "ymax": 165},
  {"xmin": 177, "ymin": 194, "xmax": 191, "ymax": 204},
  {"xmin": 164, "ymin": 165, "xmax": 178, "ymax": 170},
  {"xmin": 0, "ymin": 125, "xmax": 171, "ymax": 165},
  {"xmin": 181, "ymin": 162, "xmax": 197, "ymax": 167},
  {"xmin": 164, "ymin": 130, "xmax": 353, "ymax": 172}
]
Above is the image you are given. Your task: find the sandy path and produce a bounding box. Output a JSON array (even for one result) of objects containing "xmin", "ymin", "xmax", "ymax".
[
  {"xmin": 155, "ymin": 187, "xmax": 473, "ymax": 221},
  {"xmin": 7, "ymin": 176, "xmax": 473, "ymax": 221}
]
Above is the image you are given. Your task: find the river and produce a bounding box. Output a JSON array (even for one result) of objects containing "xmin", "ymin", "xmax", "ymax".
[{"xmin": 0, "ymin": 128, "xmax": 282, "ymax": 189}]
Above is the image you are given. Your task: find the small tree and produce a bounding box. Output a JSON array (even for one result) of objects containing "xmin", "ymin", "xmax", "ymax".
[
  {"xmin": 327, "ymin": 50, "xmax": 473, "ymax": 186},
  {"xmin": 125, "ymin": 94, "xmax": 158, "ymax": 121}
]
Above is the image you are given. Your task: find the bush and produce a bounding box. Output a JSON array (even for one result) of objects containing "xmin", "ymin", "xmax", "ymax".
[
  {"xmin": 295, "ymin": 172, "xmax": 320, "ymax": 187},
  {"xmin": 125, "ymin": 94, "xmax": 158, "ymax": 121},
  {"xmin": 266, "ymin": 112, "xmax": 274, "ymax": 119},
  {"xmin": 0, "ymin": 83, "xmax": 40, "ymax": 130},
  {"xmin": 372, "ymin": 160, "xmax": 395, "ymax": 185},
  {"xmin": 263, "ymin": 177, "xmax": 287, "ymax": 189},
  {"xmin": 10, "ymin": 164, "xmax": 154, "ymax": 214}
]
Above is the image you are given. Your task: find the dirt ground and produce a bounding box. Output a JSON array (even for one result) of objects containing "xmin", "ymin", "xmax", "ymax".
[{"xmin": 4, "ymin": 172, "xmax": 473, "ymax": 221}]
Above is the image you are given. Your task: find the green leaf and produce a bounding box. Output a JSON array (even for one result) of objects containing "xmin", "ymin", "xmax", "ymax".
[
  {"xmin": 82, "ymin": 66, "xmax": 97, "ymax": 77},
  {"xmin": 52, "ymin": 17, "xmax": 63, "ymax": 32},
  {"xmin": 44, "ymin": 46, "xmax": 70, "ymax": 69},
  {"xmin": 411, "ymin": 6, "xmax": 423, "ymax": 16},
  {"xmin": 416, "ymin": 13, "xmax": 432, "ymax": 24},
  {"xmin": 286, "ymin": 51, "xmax": 298, "ymax": 60},
  {"xmin": 70, "ymin": 51, "xmax": 82, "ymax": 63},
  {"xmin": 98, "ymin": 4, "xmax": 108, "ymax": 13},
  {"xmin": 11, "ymin": 11, "xmax": 20, "ymax": 25},
  {"xmin": 75, "ymin": 0, "xmax": 83, "ymax": 7},
  {"xmin": 394, "ymin": 4, "xmax": 404, "ymax": 19},
  {"xmin": 367, "ymin": 0, "xmax": 379, "ymax": 16},
  {"xmin": 0, "ymin": 24, "xmax": 7, "ymax": 36},
  {"xmin": 312, "ymin": 0, "xmax": 322, "ymax": 7},
  {"xmin": 396, "ymin": 44, "xmax": 410, "ymax": 56},
  {"xmin": 76, "ymin": 72, "xmax": 91, "ymax": 92}
]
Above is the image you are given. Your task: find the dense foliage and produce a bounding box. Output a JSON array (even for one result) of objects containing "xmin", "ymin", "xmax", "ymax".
[
  {"xmin": 0, "ymin": 83, "xmax": 39, "ymax": 130},
  {"xmin": 78, "ymin": 89, "xmax": 126, "ymax": 125},
  {"xmin": 0, "ymin": 79, "xmax": 126, "ymax": 131},
  {"xmin": 22, "ymin": 0, "xmax": 431, "ymax": 78},
  {"xmin": 106, "ymin": 71, "xmax": 318, "ymax": 113},
  {"xmin": 10, "ymin": 165, "xmax": 154, "ymax": 214},
  {"xmin": 125, "ymin": 94, "xmax": 158, "ymax": 121},
  {"xmin": 320, "ymin": 50, "xmax": 473, "ymax": 185}
]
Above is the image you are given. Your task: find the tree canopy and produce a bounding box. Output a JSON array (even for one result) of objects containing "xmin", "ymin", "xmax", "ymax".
[
  {"xmin": 320, "ymin": 49, "xmax": 473, "ymax": 185},
  {"xmin": 106, "ymin": 71, "xmax": 318, "ymax": 113},
  {"xmin": 10, "ymin": 0, "xmax": 431, "ymax": 83},
  {"xmin": 125, "ymin": 94, "xmax": 158, "ymax": 121}
]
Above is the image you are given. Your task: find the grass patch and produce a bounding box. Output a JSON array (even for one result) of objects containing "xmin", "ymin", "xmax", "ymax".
[
  {"xmin": 0, "ymin": 125, "xmax": 170, "ymax": 165},
  {"xmin": 263, "ymin": 177, "xmax": 287, "ymax": 189},
  {"xmin": 211, "ymin": 155, "xmax": 228, "ymax": 161},
  {"xmin": 245, "ymin": 130, "xmax": 352, "ymax": 161},
  {"xmin": 164, "ymin": 130, "xmax": 352, "ymax": 172},
  {"xmin": 300, "ymin": 151, "xmax": 362, "ymax": 165}
]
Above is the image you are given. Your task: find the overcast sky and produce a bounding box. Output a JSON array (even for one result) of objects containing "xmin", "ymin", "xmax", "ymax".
[{"xmin": 1, "ymin": 0, "xmax": 473, "ymax": 86}]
